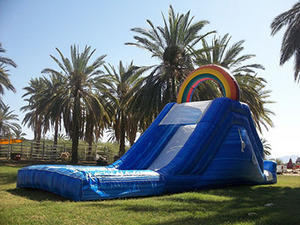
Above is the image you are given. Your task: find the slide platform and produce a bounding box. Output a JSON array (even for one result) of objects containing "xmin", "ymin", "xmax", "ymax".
[{"xmin": 17, "ymin": 97, "xmax": 277, "ymax": 201}]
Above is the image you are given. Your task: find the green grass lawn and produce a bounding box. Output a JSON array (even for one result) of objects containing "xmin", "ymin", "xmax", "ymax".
[{"xmin": 0, "ymin": 164, "xmax": 299, "ymax": 225}]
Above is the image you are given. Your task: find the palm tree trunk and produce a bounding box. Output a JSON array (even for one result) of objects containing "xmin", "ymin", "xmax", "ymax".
[
  {"xmin": 33, "ymin": 116, "xmax": 42, "ymax": 155},
  {"xmin": 118, "ymin": 112, "xmax": 126, "ymax": 157},
  {"xmin": 87, "ymin": 127, "xmax": 93, "ymax": 160},
  {"xmin": 71, "ymin": 95, "xmax": 80, "ymax": 164},
  {"xmin": 85, "ymin": 114, "xmax": 94, "ymax": 160},
  {"xmin": 127, "ymin": 115, "xmax": 138, "ymax": 146},
  {"xmin": 36, "ymin": 116, "xmax": 42, "ymax": 143},
  {"xmin": 87, "ymin": 139, "xmax": 93, "ymax": 160},
  {"xmin": 53, "ymin": 117, "xmax": 59, "ymax": 147},
  {"xmin": 166, "ymin": 78, "xmax": 173, "ymax": 103},
  {"xmin": 128, "ymin": 131, "xmax": 136, "ymax": 146},
  {"xmin": 171, "ymin": 77, "xmax": 176, "ymax": 102},
  {"xmin": 34, "ymin": 113, "xmax": 38, "ymax": 141}
]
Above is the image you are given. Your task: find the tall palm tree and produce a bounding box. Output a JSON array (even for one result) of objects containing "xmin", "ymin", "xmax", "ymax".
[
  {"xmin": 22, "ymin": 77, "xmax": 48, "ymax": 143},
  {"xmin": 84, "ymin": 91, "xmax": 110, "ymax": 158},
  {"xmin": 35, "ymin": 74, "xmax": 65, "ymax": 148},
  {"xmin": 126, "ymin": 5, "xmax": 214, "ymax": 123},
  {"xmin": 42, "ymin": 45, "xmax": 110, "ymax": 163},
  {"xmin": 0, "ymin": 43, "xmax": 16, "ymax": 107},
  {"xmin": 0, "ymin": 104, "xmax": 21, "ymax": 137},
  {"xmin": 271, "ymin": 2, "xmax": 300, "ymax": 81},
  {"xmin": 104, "ymin": 61, "xmax": 145, "ymax": 156},
  {"xmin": 193, "ymin": 34, "xmax": 274, "ymax": 132}
]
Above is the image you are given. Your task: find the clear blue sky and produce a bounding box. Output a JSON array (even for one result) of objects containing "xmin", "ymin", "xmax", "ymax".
[{"xmin": 0, "ymin": 0, "xmax": 299, "ymax": 158}]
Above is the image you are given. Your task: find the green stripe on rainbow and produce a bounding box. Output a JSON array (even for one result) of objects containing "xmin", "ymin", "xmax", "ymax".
[{"xmin": 177, "ymin": 64, "xmax": 240, "ymax": 103}]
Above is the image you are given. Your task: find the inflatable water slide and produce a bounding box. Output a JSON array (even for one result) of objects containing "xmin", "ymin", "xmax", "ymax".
[{"xmin": 17, "ymin": 65, "xmax": 277, "ymax": 201}]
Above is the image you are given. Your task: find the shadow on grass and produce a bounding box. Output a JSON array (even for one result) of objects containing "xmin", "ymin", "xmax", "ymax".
[
  {"xmin": 0, "ymin": 173, "xmax": 17, "ymax": 185},
  {"xmin": 85, "ymin": 186, "xmax": 300, "ymax": 225},
  {"xmin": 7, "ymin": 188, "xmax": 68, "ymax": 202},
  {"xmin": 0, "ymin": 165, "xmax": 67, "ymax": 201},
  {"xmin": 4, "ymin": 184, "xmax": 300, "ymax": 224}
]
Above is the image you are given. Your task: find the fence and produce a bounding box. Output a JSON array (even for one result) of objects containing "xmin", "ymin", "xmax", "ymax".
[{"xmin": 0, "ymin": 141, "xmax": 115, "ymax": 163}]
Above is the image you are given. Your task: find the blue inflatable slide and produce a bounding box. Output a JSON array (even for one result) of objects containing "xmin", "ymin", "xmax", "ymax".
[{"xmin": 17, "ymin": 97, "xmax": 277, "ymax": 201}]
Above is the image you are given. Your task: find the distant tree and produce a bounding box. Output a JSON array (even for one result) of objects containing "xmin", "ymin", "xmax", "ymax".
[
  {"xmin": 271, "ymin": 2, "xmax": 300, "ymax": 81},
  {"xmin": 0, "ymin": 104, "xmax": 21, "ymax": 137},
  {"xmin": 287, "ymin": 158, "xmax": 293, "ymax": 169},
  {"xmin": 0, "ymin": 43, "xmax": 16, "ymax": 107},
  {"xmin": 260, "ymin": 138, "xmax": 271, "ymax": 158},
  {"xmin": 57, "ymin": 133, "xmax": 69, "ymax": 145},
  {"xmin": 36, "ymin": 74, "xmax": 64, "ymax": 148},
  {"xmin": 83, "ymin": 91, "xmax": 110, "ymax": 158},
  {"xmin": 104, "ymin": 61, "xmax": 145, "ymax": 156},
  {"xmin": 13, "ymin": 128, "xmax": 26, "ymax": 139},
  {"xmin": 21, "ymin": 78, "xmax": 47, "ymax": 143},
  {"xmin": 275, "ymin": 158, "xmax": 283, "ymax": 165}
]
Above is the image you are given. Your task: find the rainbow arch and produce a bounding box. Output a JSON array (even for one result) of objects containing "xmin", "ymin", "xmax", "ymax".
[{"xmin": 177, "ymin": 64, "xmax": 240, "ymax": 103}]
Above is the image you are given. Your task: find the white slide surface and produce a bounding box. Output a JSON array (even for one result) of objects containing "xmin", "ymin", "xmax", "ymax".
[{"xmin": 148, "ymin": 100, "xmax": 211, "ymax": 171}]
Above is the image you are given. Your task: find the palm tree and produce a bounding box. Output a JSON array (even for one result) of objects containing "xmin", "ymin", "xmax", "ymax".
[
  {"xmin": 261, "ymin": 138, "xmax": 271, "ymax": 158},
  {"xmin": 42, "ymin": 45, "xmax": 110, "ymax": 163},
  {"xmin": 45, "ymin": 75, "xmax": 62, "ymax": 147},
  {"xmin": 126, "ymin": 5, "xmax": 214, "ymax": 123},
  {"xmin": 271, "ymin": 2, "xmax": 300, "ymax": 81},
  {"xmin": 235, "ymin": 74, "xmax": 274, "ymax": 132},
  {"xmin": 193, "ymin": 34, "xmax": 274, "ymax": 132},
  {"xmin": 22, "ymin": 78, "xmax": 48, "ymax": 143},
  {"xmin": 84, "ymin": 92, "xmax": 110, "ymax": 158},
  {"xmin": 0, "ymin": 43, "xmax": 16, "ymax": 107},
  {"xmin": 104, "ymin": 61, "xmax": 145, "ymax": 156},
  {"xmin": 0, "ymin": 104, "xmax": 21, "ymax": 137},
  {"xmin": 275, "ymin": 158, "xmax": 283, "ymax": 165},
  {"xmin": 13, "ymin": 128, "xmax": 26, "ymax": 139},
  {"xmin": 193, "ymin": 34, "xmax": 265, "ymax": 74},
  {"xmin": 33, "ymin": 74, "xmax": 66, "ymax": 148}
]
